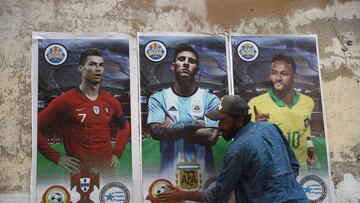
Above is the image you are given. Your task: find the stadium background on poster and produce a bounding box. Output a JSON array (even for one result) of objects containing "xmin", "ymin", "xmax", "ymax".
[
  {"xmin": 139, "ymin": 34, "xmax": 230, "ymax": 178},
  {"xmin": 37, "ymin": 38, "xmax": 132, "ymax": 183},
  {"xmin": 231, "ymin": 35, "xmax": 329, "ymax": 173}
]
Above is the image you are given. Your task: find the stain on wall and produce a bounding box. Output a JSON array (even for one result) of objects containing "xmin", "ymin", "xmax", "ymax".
[
  {"xmin": 206, "ymin": 0, "xmax": 335, "ymax": 29},
  {"xmin": 0, "ymin": 0, "xmax": 359, "ymax": 198}
]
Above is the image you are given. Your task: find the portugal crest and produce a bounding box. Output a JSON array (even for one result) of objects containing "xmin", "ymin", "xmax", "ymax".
[
  {"xmin": 93, "ymin": 106, "xmax": 100, "ymax": 116},
  {"xmin": 80, "ymin": 177, "xmax": 91, "ymax": 192},
  {"xmin": 71, "ymin": 165, "xmax": 99, "ymax": 203}
]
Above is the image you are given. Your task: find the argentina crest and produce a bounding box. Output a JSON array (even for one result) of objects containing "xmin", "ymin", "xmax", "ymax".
[
  {"xmin": 176, "ymin": 162, "xmax": 202, "ymax": 190},
  {"xmin": 191, "ymin": 101, "xmax": 203, "ymax": 114}
]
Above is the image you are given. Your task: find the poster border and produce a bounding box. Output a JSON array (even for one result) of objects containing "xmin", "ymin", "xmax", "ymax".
[
  {"xmin": 315, "ymin": 35, "xmax": 335, "ymax": 201},
  {"xmin": 229, "ymin": 33, "xmax": 333, "ymax": 202},
  {"xmin": 137, "ymin": 32, "xmax": 231, "ymax": 202},
  {"xmin": 31, "ymin": 32, "xmax": 140, "ymax": 203}
]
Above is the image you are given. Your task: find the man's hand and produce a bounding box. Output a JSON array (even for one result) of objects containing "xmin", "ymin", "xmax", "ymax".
[
  {"xmin": 307, "ymin": 147, "xmax": 317, "ymax": 165},
  {"xmin": 156, "ymin": 184, "xmax": 185, "ymax": 203},
  {"xmin": 57, "ymin": 156, "xmax": 80, "ymax": 173},
  {"xmin": 111, "ymin": 155, "xmax": 120, "ymax": 168},
  {"xmin": 254, "ymin": 105, "xmax": 270, "ymax": 122}
]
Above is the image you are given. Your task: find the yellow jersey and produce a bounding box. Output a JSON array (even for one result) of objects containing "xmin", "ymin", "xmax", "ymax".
[{"xmin": 248, "ymin": 89, "xmax": 314, "ymax": 166}]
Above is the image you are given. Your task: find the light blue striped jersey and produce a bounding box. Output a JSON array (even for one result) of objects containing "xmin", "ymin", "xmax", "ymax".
[{"xmin": 147, "ymin": 87, "xmax": 219, "ymax": 189}]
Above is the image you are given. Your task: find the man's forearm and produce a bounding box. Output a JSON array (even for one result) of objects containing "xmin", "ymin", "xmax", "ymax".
[
  {"xmin": 114, "ymin": 120, "xmax": 130, "ymax": 157},
  {"xmin": 186, "ymin": 128, "xmax": 219, "ymax": 146},
  {"xmin": 38, "ymin": 131, "xmax": 61, "ymax": 164},
  {"xmin": 184, "ymin": 191, "xmax": 204, "ymax": 202}
]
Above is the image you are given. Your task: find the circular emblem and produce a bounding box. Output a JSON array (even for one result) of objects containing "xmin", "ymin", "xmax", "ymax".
[
  {"xmin": 99, "ymin": 182, "xmax": 130, "ymax": 203},
  {"xmin": 144, "ymin": 40, "xmax": 167, "ymax": 62},
  {"xmin": 299, "ymin": 175, "xmax": 327, "ymax": 203},
  {"xmin": 204, "ymin": 177, "xmax": 232, "ymax": 203},
  {"xmin": 44, "ymin": 44, "xmax": 68, "ymax": 65},
  {"xmin": 237, "ymin": 41, "xmax": 259, "ymax": 62},
  {"xmin": 42, "ymin": 185, "xmax": 71, "ymax": 203},
  {"xmin": 147, "ymin": 179, "xmax": 172, "ymax": 201}
]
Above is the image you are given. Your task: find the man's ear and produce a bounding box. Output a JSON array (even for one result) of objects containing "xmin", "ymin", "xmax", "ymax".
[
  {"xmin": 79, "ymin": 65, "xmax": 83, "ymax": 72},
  {"xmin": 236, "ymin": 117, "xmax": 245, "ymax": 128},
  {"xmin": 171, "ymin": 62, "xmax": 175, "ymax": 71}
]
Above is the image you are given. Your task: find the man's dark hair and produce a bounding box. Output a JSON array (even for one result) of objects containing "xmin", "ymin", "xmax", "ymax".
[
  {"xmin": 234, "ymin": 113, "xmax": 251, "ymax": 126},
  {"xmin": 79, "ymin": 48, "xmax": 103, "ymax": 65},
  {"xmin": 243, "ymin": 113, "xmax": 252, "ymax": 125},
  {"xmin": 172, "ymin": 44, "xmax": 199, "ymax": 66},
  {"xmin": 271, "ymin": 53, "xmax": 297, "ymax": 73}
]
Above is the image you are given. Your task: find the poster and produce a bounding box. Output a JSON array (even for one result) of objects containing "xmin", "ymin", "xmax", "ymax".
[
  {"xmin": 30, "ymin": 32, "xmax": 334, "ymax": 203},
  {"xmin": 31, "ymin": 33, "xmax": 139, "ymax": 203},
  {"xmin": 138, "ymin": 33, "xmax": 231, "ymax": 202},
  {"xmin": 230, "ymin": 35, "xmax": 332, "ymax": 203}
]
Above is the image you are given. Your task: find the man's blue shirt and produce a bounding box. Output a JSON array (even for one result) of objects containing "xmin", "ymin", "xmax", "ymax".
[{"xmin": 202, "ymin": 121, "xmax": 308, "ymax": 203}]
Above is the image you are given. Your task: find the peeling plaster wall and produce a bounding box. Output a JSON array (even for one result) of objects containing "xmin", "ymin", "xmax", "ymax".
[{"xmin": 0, "ymin": 0, "xmax": 359, "ymax": 200}]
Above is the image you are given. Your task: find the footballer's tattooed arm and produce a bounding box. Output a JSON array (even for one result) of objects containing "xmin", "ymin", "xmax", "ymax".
[
  {"xmin": 148, "ymin": 121, "xmax": 200, "ymax": 140},
  {"xmin": 148, "ymin": 117, "xmax": 219, "ymax": 146}
]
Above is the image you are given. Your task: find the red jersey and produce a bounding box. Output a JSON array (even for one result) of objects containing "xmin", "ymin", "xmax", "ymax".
[{"xmin": 38, "ymin": 88, "xmax": 130, "ymax": 166}]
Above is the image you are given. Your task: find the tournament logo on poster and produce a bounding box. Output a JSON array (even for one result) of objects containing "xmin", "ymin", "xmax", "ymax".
[
  {"xmin": 99, "ymin": 182, "xmax": 130, "ymax": 203},
  {"xmin": 41, "ymin": 185, "xmax": 71, "ymax": 203},
  {"xmin": 145, "ymin": 40, "xmax": 167, "ymax": 62},
  {"xmin": 237, "ymin": 41, "xmax": 259, "ymax": 62},
  {"xmin": 146, "ymin": 179, "xmax": 172, "ymax": 203},
  {"xmin": 300, "ymin": 175, "xmax": 328, "ymax": 203},
  {"xmin": 44, "ymin": 44, "xmax": 68, "ymax": 65}
]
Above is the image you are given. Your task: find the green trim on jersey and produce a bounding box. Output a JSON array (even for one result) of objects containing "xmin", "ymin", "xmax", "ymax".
[{"xmin": 268, "ymin": 88, "xmax": 300, "ymax": 109}]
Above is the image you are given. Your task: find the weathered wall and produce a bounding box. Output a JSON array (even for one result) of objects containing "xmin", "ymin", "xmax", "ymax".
[{"xmin": 0, "ymin": 0, "xmax": 359, "ymax": 200}]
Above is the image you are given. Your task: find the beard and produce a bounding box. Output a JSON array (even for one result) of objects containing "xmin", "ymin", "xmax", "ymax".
[{"xmin": 221, "ymin": 124, "xmax": 239, "ymax": 141}]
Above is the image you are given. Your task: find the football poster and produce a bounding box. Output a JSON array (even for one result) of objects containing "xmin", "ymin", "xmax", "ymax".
[
  {"xmin": 230, "ymin": 35, "xmax": 332, "ymax": 203},
  {"xmin": 31, "ymin": 33, "xmax": 138, "ymax": 203},
  {"xmin": 30, "ymin": 32, "xmax": 334, "ymax": 203},
  {"xmin": 138, "ymin": 33, "xmax": 232, "ymax": 202}
]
